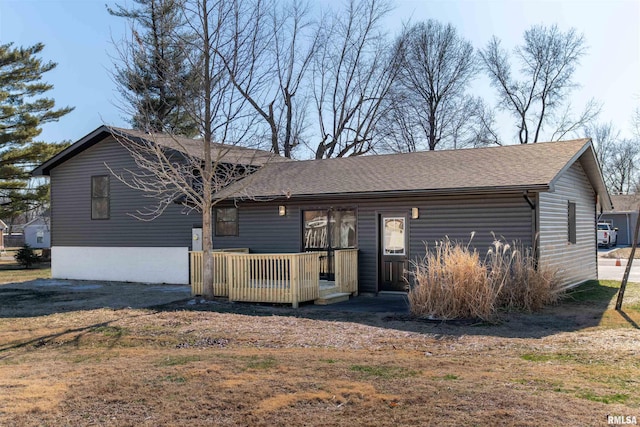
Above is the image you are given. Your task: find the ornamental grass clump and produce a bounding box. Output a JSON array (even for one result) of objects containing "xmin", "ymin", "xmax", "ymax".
[
  {"xmin": 408, "ymin": 237, "xmax": 498, "ymax": 321},
  {"xmin": 495, "ymin": 244, "xmax": 560, "ymax": 312},
  {"xmin": 408, "ymin": 235, "xmax": 560, "ymax": 321}
]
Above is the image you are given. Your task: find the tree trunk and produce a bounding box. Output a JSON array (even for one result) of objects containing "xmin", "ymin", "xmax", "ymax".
[{"xmin": 201, "ymin": 0, "xmax": 214, "ymax": 299}]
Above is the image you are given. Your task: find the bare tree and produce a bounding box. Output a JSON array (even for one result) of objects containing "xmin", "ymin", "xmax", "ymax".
[
  {"xmin": 386, "ymin": 20, "xmax": 483, "ymax": 151},
  {"xmin": 587, "ymin": 122, "xmax": 619, "ymax": 169},
  {"xmin": 310, "ymin": 0, "xmax": 398, "ymax": 158},
  {"xmin": 587, "ymin": 121, "xmax": 639, "ymax": 194},
  {"xmin": 109, "ymin": 0, "xmax": 270, "ymax": 298},
  {"xmin": 633, "ymin": 106, "xmax": 640, "ymax": 139},
  {"xmin": 214, "ymin": 0, "xmax": 319, "ymax": 158},
  {"xmin": 480, "ymin": 24, "xmax": 600, "ymax": 144},
  {"xmin": 607, "ymin": 139, "xmax": 639, "ymax": 194}
]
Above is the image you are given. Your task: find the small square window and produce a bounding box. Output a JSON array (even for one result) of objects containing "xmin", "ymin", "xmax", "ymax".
[
  {"xmin": 92, "ymin": 176, "xmax": 110, "ymax": 220},
  {"xmin": 215, "ymin": 208, "xmax": 237, "ymax": 236}
]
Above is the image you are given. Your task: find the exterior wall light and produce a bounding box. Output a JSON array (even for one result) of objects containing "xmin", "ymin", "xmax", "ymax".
[
  {"xmin": 411, "ymin": 207, "xmax": 419, "ymax": 219},
  {"xmin": 279, "ymin": 205, "xmax": 286, "ymax": 216}
]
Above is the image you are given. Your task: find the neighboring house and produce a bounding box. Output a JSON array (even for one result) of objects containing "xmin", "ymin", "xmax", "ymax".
[
  {"xmin": 23, "ymin": 215, "xmax": 51, "ymax": 249},
  {"xmin": 600, "ymin": 194, "xmax": 640, "ymax": 246},
  {"xmin": 34, "ymin": 126, "xmax": 611, "ymax": 291},
  {"xmin": 32, "ymin": 125, "xmax": 282, "ymax": 285}
]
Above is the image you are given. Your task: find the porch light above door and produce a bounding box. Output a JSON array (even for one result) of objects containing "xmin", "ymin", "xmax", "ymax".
[{"xmin": 411, "ymin": 207, "xmax": 419, "ymax": 219}]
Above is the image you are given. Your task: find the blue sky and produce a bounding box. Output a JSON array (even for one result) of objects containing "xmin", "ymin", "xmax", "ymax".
[{"xmin": 2, "ymin": 0, "xmax": 639, "ymax": 147}]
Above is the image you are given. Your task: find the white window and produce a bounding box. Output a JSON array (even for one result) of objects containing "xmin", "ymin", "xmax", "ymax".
[{"xmin": 383, "ymin": 217, "xmax": 406, "ymax": 255}]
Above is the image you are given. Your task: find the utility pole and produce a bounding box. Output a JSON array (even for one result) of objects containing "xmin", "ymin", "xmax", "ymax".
[{"xmin": 615, "ymin": 207, "xmax": 640, "ymax": 310}]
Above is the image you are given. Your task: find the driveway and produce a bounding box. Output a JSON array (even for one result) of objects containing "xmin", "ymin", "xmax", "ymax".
[
  {"xmin": 0, "ymin": 279, "xmax": 191, "ymax": 318},
  {"xmin": 598, "ymin": 246, "xmax": 640, "ymax": 281}
]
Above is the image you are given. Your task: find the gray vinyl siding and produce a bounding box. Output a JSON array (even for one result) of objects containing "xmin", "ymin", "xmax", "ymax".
[
  {"xmin": 538, "ymin": 161, "xmax": 597, "ymax": 286},
  {"xmin": 50, "ymin": 136, "xmax": 198, "ymax": 247},
  {"xmin": 215, "ymin": 194, "xmax": 533, "ymax": 294},
  {"xmin": 213, "ymin": 203, "xmax": 301, "ymax": 253},
  {"xmin": 358, "ymin": 195, "xmax": 533, "ymax": 293}
]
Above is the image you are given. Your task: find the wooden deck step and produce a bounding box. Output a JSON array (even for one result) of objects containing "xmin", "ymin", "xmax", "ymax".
[
  {"xmin": 314, "ymin": 292, "xmax": 351, "ymax": 305},
  {"xmin": 319, "ymin": 283, "xmax": 339, "ymax": 298}
]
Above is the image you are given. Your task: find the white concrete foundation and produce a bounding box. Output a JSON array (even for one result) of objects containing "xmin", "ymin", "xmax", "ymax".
[{"xmin": 51, "ymin": 246, "xmax": 189, "ymax": 285}]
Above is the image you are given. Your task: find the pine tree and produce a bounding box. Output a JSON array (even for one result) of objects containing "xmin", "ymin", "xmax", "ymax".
[
  {"xmin": 0, "ymin": 43, "xmax": 73, "ymax": 223},
  {"xmin": 109, "ymin": 0, "xmax": 199, "ymax": 137}
]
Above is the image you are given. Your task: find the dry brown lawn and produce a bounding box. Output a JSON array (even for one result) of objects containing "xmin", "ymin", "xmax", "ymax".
[
  {"xmin": 0, "ymin": 249, "xmax": 51, "ymax": 283},
  {"xmin": 0, "ymin": 280, "xmax": 639, "ymax": 426},
  {"xmin": 0, "ymin": 265, "xmax": 50, "ymax": 284}
]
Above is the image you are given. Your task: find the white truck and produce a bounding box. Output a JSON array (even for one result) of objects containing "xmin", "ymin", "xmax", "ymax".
[{"xmin": 597, "ymin": 223, "xmax": 618, "ymax": 248}]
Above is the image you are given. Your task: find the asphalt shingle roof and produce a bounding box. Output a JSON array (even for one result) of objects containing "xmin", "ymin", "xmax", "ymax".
[
  {"xmin": 109, "ymin": 127, "xmax": 289, "ymax": 166},
  {"xmin": 32, "ymin": 125, "xmax": 290, "ymax": 176},
  {"xmin": 607, "ymin": 194, "xmax": 640, "ymax": 212},
  {"xmin": 228, "ymin": 138, "xmax": 592, "ymax": 198}
]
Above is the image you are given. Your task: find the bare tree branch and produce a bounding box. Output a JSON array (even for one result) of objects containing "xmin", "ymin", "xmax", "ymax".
[
  {"xmin": 380, "ymin": 20, "xmax": 493, "ymax": 151},
  {"xmin": 480, "ymin": 24, "xmax": 594, "ymax": 144},
  {"xmin": 310, "ymin": 0, "xmax": 397, "ymax": 159},
  {"xmin": 550, "ymin": 98, "xmax": 601, "ymax": 141}
]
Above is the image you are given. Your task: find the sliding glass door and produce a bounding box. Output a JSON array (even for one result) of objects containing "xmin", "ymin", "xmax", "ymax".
[{"xmin": 303, "ymin": 209, "xmax": 356, "ymax": 280}]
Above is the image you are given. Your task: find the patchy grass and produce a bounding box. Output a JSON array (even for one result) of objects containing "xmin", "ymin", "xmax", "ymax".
[
  {"xmin": 0, "ymin": 264, "xmax": 51, "ymax": 284},
  {"xmin": 156, "ymin": 355, "xmax": 201, "ymax": 367},
  {"xmin": 520, "ymin": 353, "xmax": 579, "ymax": 363},
  {"xmin": 577, "ymin": 391, "xmax": 630, "ymax": 405},
  {"xmin": 563, "ymin": 280, "xmax": 619, "ymax": 303},
  {"xmin": 0, "ymin": 279, "xmax": 639, "ymax": 426},
  {"xmin": 90, "ymin": 325, "xmax": 128, "ymax": 337},
  {"xmin": 441, "ymin": 373, "xmax": 459, "ymax": 380},
  {"xmin": 349, "ymin": 365, "xmax": 420, "ymax": 379},
  {"xmin": 245, "ymin": 355, "xmax": 278, "ymax": 370}
]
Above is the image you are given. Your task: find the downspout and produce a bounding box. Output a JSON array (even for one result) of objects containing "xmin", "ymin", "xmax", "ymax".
[
  {"xmin": 596, "ymin": 197, "xmax": 600, "ymax": 280},
  {"xmin": 596, "ymin": 200, "xmax": 604, "ymax": 277},
  {"xmin": 627, "ymin": 213, "xmax": 631, "ymax": 246},
  {"xmin": 523, "ymin": 192, "xmax": 538, "ymax": 268}
]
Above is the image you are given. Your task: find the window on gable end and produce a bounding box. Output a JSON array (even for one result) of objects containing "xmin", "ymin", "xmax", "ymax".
[{"xmin": 91, "ymin": 176, "xmax": 110, "ymax": 220}]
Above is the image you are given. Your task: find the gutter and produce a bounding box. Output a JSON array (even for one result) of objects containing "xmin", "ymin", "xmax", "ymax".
[{"xmin": 225, "ymin": 184, "xmax": 551, "ymax": 202}]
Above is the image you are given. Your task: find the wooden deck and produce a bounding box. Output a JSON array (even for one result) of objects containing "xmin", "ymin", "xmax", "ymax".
[{"xmin": 189, "ymin": 249, "xmax": 358, "ymax": 307}]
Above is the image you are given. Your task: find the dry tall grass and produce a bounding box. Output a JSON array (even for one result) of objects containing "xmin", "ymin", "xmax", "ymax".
[
  {"xmin": 495, "ymin": 244, "xmax": 560, "ymax": 312},
  {"xmin": 408, "ymin": 236, "xmax": 560, "ymax": 321}
]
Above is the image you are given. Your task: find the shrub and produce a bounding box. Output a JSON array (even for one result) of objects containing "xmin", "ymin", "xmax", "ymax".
[
  {"xmin": 408, "ymin": 235, "xmax": 560, "ymax": 321},
  {"xmin": 15, "ymin": 244, "xmax": 40, "ymax": 269}
]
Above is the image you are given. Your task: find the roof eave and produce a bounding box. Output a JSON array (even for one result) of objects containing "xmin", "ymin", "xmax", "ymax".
[
  {"xmin": 548, "ymin": 139, "xmax": 613, "ymax": 211},
  {"xmin": 32, "ymin": 125, "xmax": 112, "ymax": 176},
  {"xmin": 228, "ymin": 184, "xmax": 551, "ymax": 202}
]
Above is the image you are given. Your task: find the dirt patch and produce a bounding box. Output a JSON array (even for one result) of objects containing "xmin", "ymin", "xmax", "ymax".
[{"xmin": 0, "ymin": 279, "xmax": 191, "ymax": 317}]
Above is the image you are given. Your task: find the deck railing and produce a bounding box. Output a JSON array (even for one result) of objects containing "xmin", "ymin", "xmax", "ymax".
[
  {"xmin": 189, "ymin": 249, "xmax": 357, "ymax": 307},
  {"xmin": 334, "ymin": 248, "xmax": 358, "ymax": 295},
  {"xmin": 226, "ymin": 252, "xmax": 319, "ymax": 308},
  {"xmin": 189, "ymin": 248, "xmax": 249, "ymax": 297}
]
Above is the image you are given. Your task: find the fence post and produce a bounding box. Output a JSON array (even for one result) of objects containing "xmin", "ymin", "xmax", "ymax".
[
  {"xmin": 290, "ymin": 254, "xmax": 299, "ymax": 308},
  {"xmin": 226, "ymin": 254, "xmax": 235, "ymax": 301}
]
